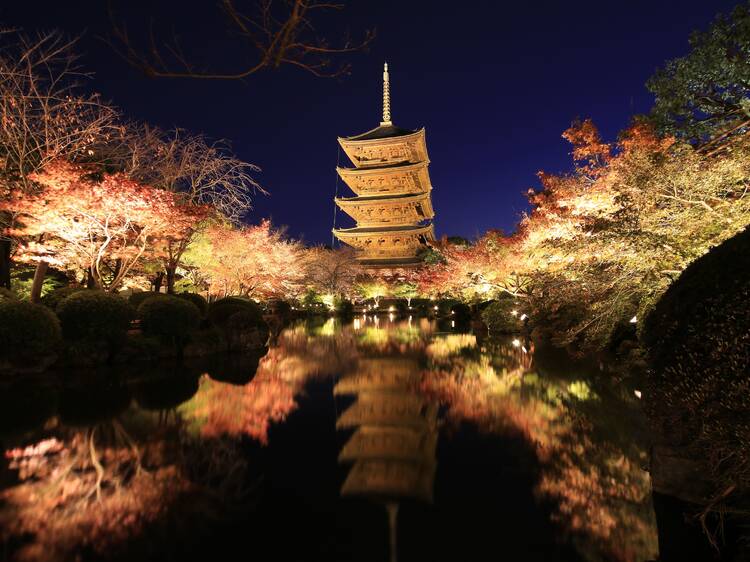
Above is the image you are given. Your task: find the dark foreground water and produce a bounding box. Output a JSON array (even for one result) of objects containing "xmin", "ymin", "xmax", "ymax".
[{"xmin": 0, "ymin": 317, "xmax": 657, "ymax": 562}]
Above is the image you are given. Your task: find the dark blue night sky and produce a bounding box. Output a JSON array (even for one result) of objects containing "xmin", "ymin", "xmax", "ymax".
[{"xmin": 2, "ymin": 1, "xmax": 742, "ymax": 244}]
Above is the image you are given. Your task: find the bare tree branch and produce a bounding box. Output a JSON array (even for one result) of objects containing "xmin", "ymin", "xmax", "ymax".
[
  {"xmin": 105, "ymin": 0, "xmax": 374, "ymax": 80},
  {"xmin": 106, "ymin": 124, "xmax": 266, "ymax": 222}
]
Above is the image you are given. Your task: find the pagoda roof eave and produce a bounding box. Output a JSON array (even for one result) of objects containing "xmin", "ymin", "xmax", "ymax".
[
  {"xmin": 338, "ymin": 127, "xmax": 424, "ymax": 147},
  {"xmin": 333, "ymin": 223, "xmax": 434, "ymax": 238},
  {"xmin": 339, "ymin": 124, "xmax": 421, "ymax": 142},
  {"xmin": 336, "ymin": 160, "xmax": 431, "ymax": 176},
  {"xmin": 335, "ymin": 191, "xmax": 431, "ymax": 204}
]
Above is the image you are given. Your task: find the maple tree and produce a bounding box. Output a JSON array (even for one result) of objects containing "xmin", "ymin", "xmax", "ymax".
[
  {"xmin": 0, "ymin": 30, "xmax": 118, "ymax": 289},
  {"xmin": 109, "ymin": 0, "xmax": 374, "ymax": 80},
  {"xmin": 414, "ymin": 117, "xmax": 750, "ymax": 351},
  {"xmin": 516, "ymin": 119, "xmax": 750, "ymax": 350},
  {"xmin": 355, "ymin": 277, "xmax": 389, "ymax": 307},
  {"xmin": 391, "ymin": 281, "xmax": 419, "ymax": 307},
  {"xmin": 415, "ymin": 233, "xmax": 527, "ymax": 302},
  {"xmin": 303, "ymin": 246, "xmax": 358, "ymax": 299},
  {"xmin": 185, "ymin": 220, "xmax": 305, "ymax": 299},
  {"xmin": 0, "ymin": 161, "xmax": 206, "ymax": 294}
]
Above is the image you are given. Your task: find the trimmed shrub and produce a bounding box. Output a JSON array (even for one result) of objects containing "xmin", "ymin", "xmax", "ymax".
[
  {"xmin": 643, "ymin": 226, "xmax": 750, "ymax": 493},
  {"xmin": 225, "ymin": 309, "xmax": 270, "ymax": 350},
  {"xmin": 138, "ymin": 295, "xmax": 201, "ymax": 346},
  {"xmin": 177, "ymin": 292, "xmax": 208, "ymax": 316},
  {"xmin": 226, "ymin": 309, "xmax": 268, "ymax": 332},
  {"xmin": 0, "ymin": 301, "xmax": 62, "ymax": 365},
  {"xmin": 42, "ymin": 286, "xmax": 85, "ymax": 309},
  {"xmin": 481, "ymin": 299, "xmax": 526, "ymax": 333},
  {"xmin": 120, "ymin": 332, "xmax": 164, "ymax": 362},
  {"xmin": 436, "ymin": 299, "xmax": 459, "ymax": 316},
  {"xmin": 57, "ymin": 291, "xmax": 134, "ymax": 349},
  {"xmin": 208, "ymin": 297, "xmax": 264, "ymax": 328},
  {"xmin": 128, "ymin": 290, "xmax": 166, "ymax": 308}
]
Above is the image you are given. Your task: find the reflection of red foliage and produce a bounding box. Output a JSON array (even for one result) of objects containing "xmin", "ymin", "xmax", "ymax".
[
  {"xmin": 420, "ymin": 371, "xmax": 565, "ymax": 457},
  {"xmin": 1, "ymin": 434, "xmax": 193, "ymax": 562},
  {"xmin": 187, "ymin": 327, "xmax": 359, "ymax": 444},
  {"xmin": 420, "ymin": 367, "xmax": 656, "ymax": 561},
  {"xmin": 195, "ymin": 370, "xmax": 297, "ymax": 445}
]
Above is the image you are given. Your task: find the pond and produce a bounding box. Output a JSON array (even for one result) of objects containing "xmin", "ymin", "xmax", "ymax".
[{"xmin": 0, "ymin": 316, "xmax": 658, "ymax": 562}]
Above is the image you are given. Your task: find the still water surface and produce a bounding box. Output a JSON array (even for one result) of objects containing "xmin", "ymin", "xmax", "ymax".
[{"xmin": 0, "ymin": 317, "xmax": 657, "ymax": 562}]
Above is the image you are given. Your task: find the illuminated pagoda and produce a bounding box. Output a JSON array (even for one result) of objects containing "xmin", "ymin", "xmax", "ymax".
[{"xmin": 333, "ymin": 63, "xmax": 436, "ymax": 268}]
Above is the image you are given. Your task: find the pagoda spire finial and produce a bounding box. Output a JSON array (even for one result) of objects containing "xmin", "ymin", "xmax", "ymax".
[{"xmin": 381, "ymin": 62, "xmax": 392, "ymax": 126}]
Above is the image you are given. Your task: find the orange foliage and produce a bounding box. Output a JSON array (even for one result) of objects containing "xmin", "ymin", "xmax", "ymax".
[
  {"xmin": 197, "ymin": 221, "xmax": 304, "ymax": 299},
  {"xmin": 1, "ymin": 161, "xmax": 208, "ymax": 290},
  {"xmin": 416, "ymin": 232, "xmax": 526, "ymax": 300},
  {"xmin": 562, "ymin": 118, "xmax": 611, "ymax": 174}
]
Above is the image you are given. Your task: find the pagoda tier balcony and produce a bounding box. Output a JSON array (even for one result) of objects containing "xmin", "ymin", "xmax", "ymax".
[
  {"xmin": 338, "ymin": 127, "xmax": 428, "ymax": 169},
  {"xmin": 336, "ymin": 161, "xmax": 432, "ymax": 197},
  {"xmin": 335, "ymin": 191, "xmax": 434, "ymax": 228},
  {"xmin": 332, "ymin": 224, "xmax": 434, "ymax": 263}
]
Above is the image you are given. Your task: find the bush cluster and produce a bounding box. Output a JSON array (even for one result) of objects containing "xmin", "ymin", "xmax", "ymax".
[
  {"xmin": 334, "ymin": 297, "xmax": 354, "ymax": 317},
  {"xmin": 128, "ymin": 291, "xmax": 166, "ymax": 308},
  {"xmin": 56, "ymin": 291, "xmax": 134, "ymax": 350},
  {"xmin": 41, "ymin": 286, "xmax": 85, "ymax": 309},
  {"xmin": 138, "ymin": 296, "xmax": 201, "ymax": 346},
  {"xmin": 643, "ymin": 226, "xmax": 750, "ymax": 496},
  {"xmin": 177, "ymin": 292, "xmax": 208, "ymax": 316},
  {"xmin": 208, "ymin": 297, "xmax": 265, "ymax": 328},
  {"xmin": 0, "ymin": 301, "xmax": 62, "ymax": 364}
]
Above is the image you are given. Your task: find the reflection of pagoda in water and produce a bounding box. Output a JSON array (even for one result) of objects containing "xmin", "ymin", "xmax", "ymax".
[
  {"xmin": 333, "ymin": 63, "xmax": 436, "ymax": 268},
  {"xmin": 335, "ymin": 357, "xmax": 438, "ymax": 561}
]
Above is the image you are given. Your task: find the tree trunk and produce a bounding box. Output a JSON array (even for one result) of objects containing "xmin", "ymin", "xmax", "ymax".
[
  {"xmin": 0, "ymin": 239, "xmax": 10, "ymax": 289},
  {"xmin": 86, "ymin": 268, "xmax": 97, "ymax": 289},
  {"xmin": 153, "ymin": 272, "xmax": 164, "ymax": 292},
  {"xmin": 111, "ymin": 259, "xmax": 122, "ymax": 286},
  {"xmin": 166, "ymin": 265, "xmax": 176, "ymax": 294},
  {"xmin": 30, "ymin": 260, "xmax": 49, "ymax": 303}
]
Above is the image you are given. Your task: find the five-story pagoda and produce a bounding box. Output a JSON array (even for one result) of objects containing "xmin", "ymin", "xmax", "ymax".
[{"xmin": 333, "ymin": 63, "xmax": 435, "ymax": 267}]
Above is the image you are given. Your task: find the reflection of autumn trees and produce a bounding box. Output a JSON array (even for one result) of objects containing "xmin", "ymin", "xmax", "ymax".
[
  {"xmin": 179, "ymin": 319, "xmax": 442, "ymax": 445},
  {"xmin": 181, "ymin": 322, "xmax": 358, "ymax": 442},
  {"xmin": 185, "ymin": 374, "xmax": 296, "ymax": 444},
  {"xmin": 420, "ymin": 336, "xmax": 657, "ymax": 562},
  {"xmin": 0, "ymin": 411, "xmax": 251, "ymax": 562},
  {"xmin": 0, "ymin": 361, "xmax": 262, "ymax": 562}
]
